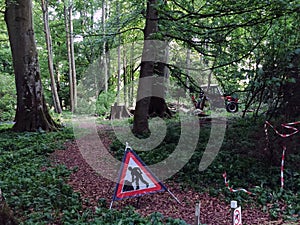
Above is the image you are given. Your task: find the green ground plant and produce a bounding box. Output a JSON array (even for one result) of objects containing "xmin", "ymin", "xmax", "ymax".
[
  {"xmin": 110, "ymin": 116, "xmax": 300, "ymax": 223},
  {"xmin": 1, "ymin": 114, "xmax": 298, "ymax": 224},
  {"xmin": 0, "ymin": 123, "xmax": 190, "ymax": 224}
]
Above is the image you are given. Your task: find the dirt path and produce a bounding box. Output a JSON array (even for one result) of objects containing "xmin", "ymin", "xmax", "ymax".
[{"xmin": 51, "ymin": 125, "xmax": 273, "ymax": 225}]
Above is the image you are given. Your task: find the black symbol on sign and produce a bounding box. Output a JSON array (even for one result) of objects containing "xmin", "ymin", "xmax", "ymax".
[
  {"xmin": 122, "ymin": 180, "xmax": 134, "ymax": 192},
  {"xmin": 127, "ymin": 167, "xmax": 149, "ymax": 190}
]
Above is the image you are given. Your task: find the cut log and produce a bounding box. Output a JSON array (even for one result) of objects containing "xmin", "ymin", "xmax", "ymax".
[{"xmin": 110, "ymin": 103, "xmax": 132, "ymax": 120}]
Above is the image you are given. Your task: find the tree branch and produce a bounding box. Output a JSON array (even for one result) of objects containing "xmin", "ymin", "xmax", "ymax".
[{"xmin": 79, "ymin": 27, "xmax": 143, "ymax": 38}]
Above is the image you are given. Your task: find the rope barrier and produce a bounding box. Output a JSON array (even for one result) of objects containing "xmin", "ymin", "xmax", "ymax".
[
  {"xmin": 223, "ymin": 120, "xmax": 299, "ymax": 193},
  {"xmin": 264, "ymin": 121, "xmax": 300, "ymax": 189},
  {"xmin": 222, "ymin": 172, "xmax": 254, "ymax": 195}
]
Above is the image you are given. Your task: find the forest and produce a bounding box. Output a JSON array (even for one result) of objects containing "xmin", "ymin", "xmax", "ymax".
[{"xmin": 0, "ymin": 0, "xmax": 299, "ymax": 224}]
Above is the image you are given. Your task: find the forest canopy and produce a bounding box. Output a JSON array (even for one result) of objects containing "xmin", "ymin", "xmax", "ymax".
[{"xmin": 0, "ymin": 0, "xmax": 299, "ymax": 122}]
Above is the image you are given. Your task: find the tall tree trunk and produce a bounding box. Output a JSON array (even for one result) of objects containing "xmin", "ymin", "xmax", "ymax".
[
  {"xmin": 41, "ymin": 0, "xmax": 62, "ymax": 114},
  {"xmin": 69, "ymin": 3, "xmax": 77, "ymax": 111},
  {"xmin": 117, "ymin": 44, "xmax": 121, "ymax": 104},
  {"xmin": 102, "ymin": 0, "xmax": 108, "ymax": 92},
  {"xmin": 5, "ymin": 0, "xmax": 59, "ymax": 132},
  {"xmin": 116, "ymin": 0, "xmax": 121, "ymax": 104},
  {"xmin": 133, "ymin": 0, "xmax": 169, "ymax": 134},
  {"xmin": 186, "ymin": 48, "xmax": 191, "ymax": 92},
  {"xmin": 123, "ymin": 47, "xmax": 128, "ymax": 106},
  {"xmin": 129, "ymin": 42, "xmax": 135, "ymax": 106},
  {"xmin": 63, "ymin": 1, "xmax": 74, "ymax": 112},
  {"xmin": 148, "ymin": 40, "xmax": 170, "ymax": 117}
]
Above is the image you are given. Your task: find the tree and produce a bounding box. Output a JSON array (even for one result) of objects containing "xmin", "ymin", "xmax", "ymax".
[
  {"xmin": 41, "ymin": 0, "xmax": 62, "ymax": 114},
  {"xmin": 63, "ymin": 0, "xmax": 77, "ymax": 112},
  {"xmin": 102, "ymin": 0, "xmax": 108, "ymax": 92},
  {"xmin": 133, "ymin": 0, "xmax": 171, "ymax": 134},
  {"xmin": 68, "ymin": 2, "xmax": 77, "ymax": 112},
  {"xmin": 5, "ymin": 0, "xmax": 59, "ymax": 131}
]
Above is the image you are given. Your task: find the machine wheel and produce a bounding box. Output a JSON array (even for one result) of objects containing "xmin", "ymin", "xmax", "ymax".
[{"xmin": 226, "ymin": 102, "xmax": 238, "ymax": 113}]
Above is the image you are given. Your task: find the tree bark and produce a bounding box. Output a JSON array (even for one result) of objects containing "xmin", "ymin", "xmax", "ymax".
[
  {"xmin": 133, "ymin": 0, "xmax": 170, "ymax": 135},
  {"xmin": 5, "ymin": 0, "xmax": 59, "ymax": 132},
  {"xmin": 129, "ymin": 42, "xmax": 135, "ymax": 106},
  {"xmin": 69, "ymin": 3, "xmax": 77, "ymax": 111},
  {"xmin": 41, "ymin": 0, "xmax": 62, "ymax": 114},
  {"xmin": 148, "ymin": 40, "xmax": 170, "ymax": 117},
  {"xmin": 116, "ymin": 0, "xmax": 121, "ymax": 104},
  {"xmin": 63, "ymin": 1, "xmax": 74, "ymax": 112},
  {"xmin": 102, "ymin": 0, "xmax": 108, "ymax": 92},
  {"xmin": 123, "ymin": 47, "xmax": 128, "ymax": 106}
]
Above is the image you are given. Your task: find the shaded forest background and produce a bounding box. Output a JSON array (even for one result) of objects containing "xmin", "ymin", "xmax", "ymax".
[
  {"xmin": 0, "ymin": 0, "xmax": 300, "ymax": 224},
  {"xmin": 0, "ymin": 0, "xmax": 299, "ymax": 123}
]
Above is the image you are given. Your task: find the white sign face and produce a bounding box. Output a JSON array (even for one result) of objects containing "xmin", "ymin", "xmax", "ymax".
[
  {"xmin": 122, "ymin": 158, "xmax": 156, "ymax": 191},
  {"xmin": 233, "ymin": 206, "xmax": 242, "ymax": 225}
]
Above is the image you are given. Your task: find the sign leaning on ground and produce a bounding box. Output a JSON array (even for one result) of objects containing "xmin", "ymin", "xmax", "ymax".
[{"xmin": 110, "ymin": 143, "xmax": 180, "ymax": 209}]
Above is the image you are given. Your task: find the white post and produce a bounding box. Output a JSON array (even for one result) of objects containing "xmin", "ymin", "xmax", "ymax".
[
  {"xmin": 194, "ymin": 201, "xmax": 201, "ymax": 225},
  {"xmin": 231, "ymin": 200, "xmax": 238, "ymax": 225},
  {"xmin": 109, "ymin": 200, "xmax": 114, "ymax": 209}
]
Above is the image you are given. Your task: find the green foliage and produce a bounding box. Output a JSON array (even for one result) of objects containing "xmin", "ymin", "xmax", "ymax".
[
  {"xmin": 92, "ymin": 206, "xmax": 190, "ymax": 225},
  {"xmin": 2, "ymin": 0, "xmax": 298, "ymax": 120},
  {"xmin": 96, "ymin": 91, "xmax": 117, "ymax": 117},
  {"xmin": 0, "ymin": 125, "xmax": 189, "ymax": 224},
  {"xmin": 110, "ymin": 116, "xmax": 300, "ymax": 222},
  {"xmin": 0, "ymin": 127, "xmax": 75, "ymax": 223},
  {"xmin": 0, "ymin": 73, "xmax": 16, "ymax": 121}
]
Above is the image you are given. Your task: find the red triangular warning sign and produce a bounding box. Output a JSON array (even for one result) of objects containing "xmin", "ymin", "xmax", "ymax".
[{"xmin": 112, "ymin": 148, "xmax": 167, "ymax": 201}]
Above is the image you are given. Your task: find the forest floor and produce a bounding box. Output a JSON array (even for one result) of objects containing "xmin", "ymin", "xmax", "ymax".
[{"xmin": 50, "ymin": 124, "xmax": 293, "ymax": 225}]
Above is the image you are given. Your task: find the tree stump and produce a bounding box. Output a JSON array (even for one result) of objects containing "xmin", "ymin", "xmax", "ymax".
[{"xmin": 110, "ymin": 103, "xmax": 132, "ymax": 120}]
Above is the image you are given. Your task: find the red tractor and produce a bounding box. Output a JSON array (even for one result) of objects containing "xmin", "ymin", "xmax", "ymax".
[
  {"xmin": 192, "ymin": 84, "xmax": 239, "ymax": 113},
  {"xmin": 223, "ymin": 94, "xmax": 239, "ymax": 113}
]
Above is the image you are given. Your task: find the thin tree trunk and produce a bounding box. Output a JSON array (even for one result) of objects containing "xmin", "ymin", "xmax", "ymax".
[
  {"xmin": 41, "ymin": 0, "xmax": 62, "ymax": 114},
  {"xmin": 54, "ymin": 63, "xmax": 63, "ymax": 108},
  {"xmin": 102, "ymin": 0, "xmax": 108, "ymax": 92},
  {"xmin": 186, "ymin": 48, "xmax": 191, "ymax": 92},
  {"xmin": 69, "ymin": 3, "xmax": 77, "ymax": 111},
  {"xmin": 5, "ymin": 0, "xmax": 59, "ymax": 132},
  {"xmin": 129, "ymin": 42, "xmax": 135, "ymax": 106},
  {"xmin": 117, "ymin": 45, "xmax": 121, "ymax": 104},
  {"xmin": 123, "ymin": 47, "xmax": 127, "ymax": 106},
  {"xmin": 63, "ymin": 1, "xmax": 74, "ymax": 112},
  {"xmin": 116, "ymin": 0, "xmax": 121, "ymax": 104}
]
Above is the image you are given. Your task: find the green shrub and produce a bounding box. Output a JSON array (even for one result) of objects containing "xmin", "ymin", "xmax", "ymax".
[
  {"xmin": 0, "ymin": 73, "xmax": 16, "ymax": 121},
  {"xmin": 109, "ymin": 116, "xmax": 300, "ymax": 222},
  {"xmin": 0, "ymin": 126, "xmax": 190, "ymax": 224},
  {"xmin": 96, "ymin": 91, "xmax": 117, "ymax": 117}
]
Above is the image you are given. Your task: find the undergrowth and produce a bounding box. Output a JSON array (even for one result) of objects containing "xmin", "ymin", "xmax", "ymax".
[
  {"xmin": 1, "ymin": 115, "xmax": 299, "ymax": 224},
  {"xmin": 110, "ymin": 116, "xmax": 300, "ymax": 223},
  {"xmin": 0, "ymin": 124, "xmax": 189, "ymax": 224}
]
